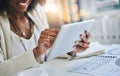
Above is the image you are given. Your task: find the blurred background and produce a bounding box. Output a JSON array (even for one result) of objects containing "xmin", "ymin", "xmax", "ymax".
[{"xmin": 39, "ymin": 0, "xmax": 120, "ymax": 44}]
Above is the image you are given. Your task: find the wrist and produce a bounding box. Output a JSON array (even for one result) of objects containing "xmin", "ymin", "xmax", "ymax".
[{"xmin": 33, "ymin": 47, "xmax": 40, "ymax": 58}]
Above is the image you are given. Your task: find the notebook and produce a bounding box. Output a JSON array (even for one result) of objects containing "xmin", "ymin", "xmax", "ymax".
[
  {"xmin": 46, "ymin": 19, "xmax": 95, "ymax": 61},
  {"xmin": 57, "ymin": 42, "xmax": 105, "ymax": 60}
]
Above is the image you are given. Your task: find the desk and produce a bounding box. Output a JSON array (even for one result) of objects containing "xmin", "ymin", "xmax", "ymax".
[
  {"xmin": 18, "ymin": 43, "xmax": 120, "ymax": 76},
  {"xmin": 40, "ymin": 57, "xmax": 93, "ymax": 76}
]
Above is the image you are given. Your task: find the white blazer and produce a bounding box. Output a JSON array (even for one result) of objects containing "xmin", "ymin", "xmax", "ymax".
[{"xmin": 0, "ymin": 4, "xmax": 49, "ymax": 76}]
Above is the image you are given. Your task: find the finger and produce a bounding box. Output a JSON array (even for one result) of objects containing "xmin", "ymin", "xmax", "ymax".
[
  {"xmin": 75, "ymin": 47, "xmax": 86, "ymax": 52},
  {"xmin": 48, "ymin": 36, "xmax": 56, "ymax": 45},
  {"xmin": 40, "ymin": 35, "xmax": 55, "ymax": 44},
  {"xmin": 40, "ymin": 34, "xmax": 48, "ymax": 38},
  {"xmin": 40, "ymin": 34, "xmax": 55, "ymax": 39},
  {"xmin": 44, "ymin": 28, "xmax": 59, "ymax": 36},
  {"xmin": 74, "ymin": 41, "xmax": 89, "ymax": 48},
  {"xmin": 72, "ymin": 46, "xmax": 86, "ymax": 53},
  {"xmin": 38, "ymin": 42, "xmax": 51, "ymax": 53},
  {"xmin": 38, "ymin": 38, "xmax": 50, "ymax": 44},
  {"xmin": 40, "ymin": 41, "xmax": 51, "ymax": 49},
  {"xmin": 45, "ymin": 28, "xmax": 59, "ymax": 33},
  {"xmin": 85, "ymin": 30, "xmax": 91, "ymax": 39},
  {"xmin": 73, "ymin": 45, "xmax": 88, "ymax": 50},
  {"xmin": 41, "ymin": 30, "xmax": 58, "ymax": 37},
  {"xmin": 48, "ymin": 32, "xmax": 58, "ymax": 37},
  {"xmin": 80, "ymin": 35, "xmax": 90, "ymax": 44}
]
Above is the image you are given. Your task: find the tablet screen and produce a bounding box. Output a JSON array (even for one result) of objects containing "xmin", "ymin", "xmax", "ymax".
[{"xmin": 46, "ymin": 19, "xmax": 95, "ymax": 61}]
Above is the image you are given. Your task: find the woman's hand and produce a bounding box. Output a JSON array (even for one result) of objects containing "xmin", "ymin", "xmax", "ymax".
[
  {"xmin": 33, "ymin": 28, "xmax": 59, "ymax": 58},
  {"xmin": 69, "ymin": 30, "xmax": 91, "ymax": 55}
]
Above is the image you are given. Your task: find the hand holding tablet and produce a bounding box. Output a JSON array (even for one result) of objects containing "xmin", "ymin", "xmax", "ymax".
[{"xmin": 46, "ymin": 19, "xmax": 95, "ymax": 61}]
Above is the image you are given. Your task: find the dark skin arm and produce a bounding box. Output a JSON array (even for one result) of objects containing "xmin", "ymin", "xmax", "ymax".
[
  {"xmin": 33, "ymin": 28, "xmax": 90, "ymax": 58},
  {"xmin": 69, "ymin": 30, "xmax": 90, "ymax": 55},
  {"xmin": 33, "ymin": 28, "xmax": 59, "ymax": 58}
]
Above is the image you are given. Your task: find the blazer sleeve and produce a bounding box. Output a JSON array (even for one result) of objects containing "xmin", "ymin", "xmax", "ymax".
[
  {"xmin": 0, "ymin": 20, "xmax": 39, "ymax": 76},
  {"xmin": 0, "ymin": 50, "xmax": 39, "ymax": 76},
  {"xmin": 0, "ymin": 53, "xmax": 4, "ymax": 61}
]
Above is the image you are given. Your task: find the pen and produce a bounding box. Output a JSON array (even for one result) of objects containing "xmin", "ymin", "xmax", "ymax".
[
  {"xmin": 68, "ymin": 53, "xmax": 76, "ymax": 61},
  {"xmin": 44, "ymin": 54, "xmax": 47, "ymax": 61}
]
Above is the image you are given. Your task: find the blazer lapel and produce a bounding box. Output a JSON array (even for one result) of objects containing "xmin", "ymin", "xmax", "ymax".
[
  {"xmin": 0, "ymin": 12, "xmax": 11, "ymax": 59},
  {"xmin": 27, "ymin": 10, "xmax": 45, "ymax": 31}
]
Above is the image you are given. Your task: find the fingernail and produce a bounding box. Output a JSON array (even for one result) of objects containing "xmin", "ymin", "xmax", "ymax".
[{"xmin": 85, "ymin": 30, "xmax": 87, "ymax": 33}]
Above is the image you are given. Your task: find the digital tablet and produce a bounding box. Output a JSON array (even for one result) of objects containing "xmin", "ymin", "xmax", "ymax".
[{"xmin": 46, "ymin": 19, "xmax": 95, "ymax": 61}]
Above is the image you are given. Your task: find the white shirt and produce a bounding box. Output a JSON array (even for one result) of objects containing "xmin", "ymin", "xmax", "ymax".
[{"xmin": 10, "ymin": 25, "xmax": 40, "ymax": 57}]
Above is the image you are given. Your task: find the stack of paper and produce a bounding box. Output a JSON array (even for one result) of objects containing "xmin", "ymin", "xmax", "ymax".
[{"xmin": 75, "ymin": 42, "xmax": 105, "ymax": 59}]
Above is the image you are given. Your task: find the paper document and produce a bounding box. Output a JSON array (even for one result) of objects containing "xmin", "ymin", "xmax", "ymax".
[
  {"xmin": 69, "ymin": 44, "xmax": 120, "ymax": 76},
  {"xmin": 90, "ymin": 56, "xmax": 120, "ymax": 76},
  {"xmin": 75, "ymin": 43, "xmax": 105, "ymax": 59},
  {"xmin": 69, "ymin": 55, "xmax": 118, "ymax": 74}
]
